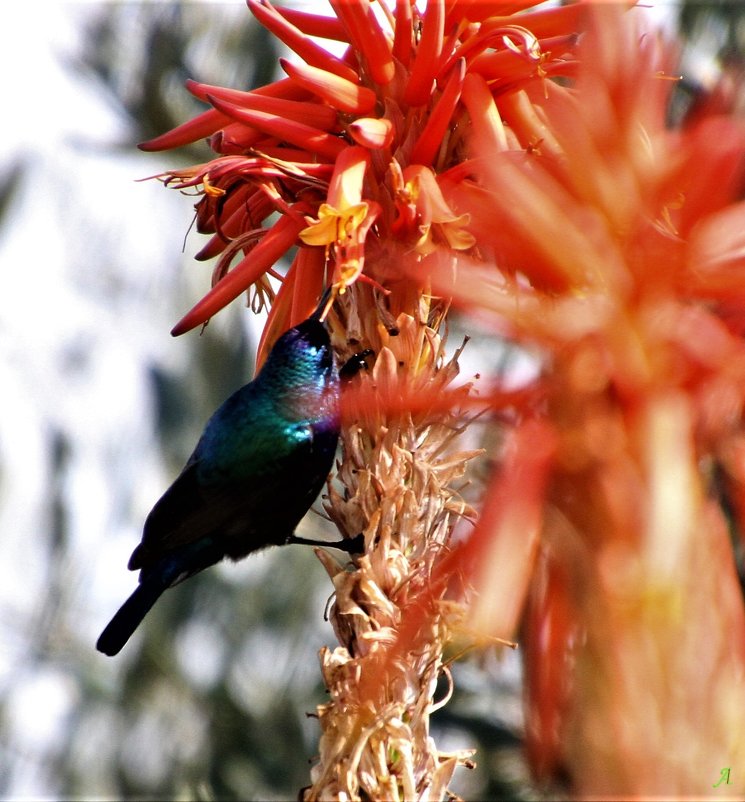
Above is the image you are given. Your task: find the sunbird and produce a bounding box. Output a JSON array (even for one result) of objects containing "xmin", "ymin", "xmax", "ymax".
[{"xmin": 97, "ymin": 295, "xmax": 359, "ymax": 656}]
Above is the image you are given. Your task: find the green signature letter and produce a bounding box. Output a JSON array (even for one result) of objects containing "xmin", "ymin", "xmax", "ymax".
[{"xmin": 713, "ymin": 767, "xmax": 731, "ymax": 788}]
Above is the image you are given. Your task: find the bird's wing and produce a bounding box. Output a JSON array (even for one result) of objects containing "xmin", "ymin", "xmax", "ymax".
[{"xmin": 128, "ymin": 433, "xmax": 318, "ymax": 572}]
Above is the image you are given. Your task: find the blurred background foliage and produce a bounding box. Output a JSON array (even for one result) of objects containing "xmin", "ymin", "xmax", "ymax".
[{"xmin": 0, "ymin": 1, "xmax": 741, "ymax": 799}]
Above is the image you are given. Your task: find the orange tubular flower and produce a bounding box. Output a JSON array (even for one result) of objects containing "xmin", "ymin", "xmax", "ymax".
[{"xmin": 141, "ymin": 0, "xmax": 580, "ymax": 337}]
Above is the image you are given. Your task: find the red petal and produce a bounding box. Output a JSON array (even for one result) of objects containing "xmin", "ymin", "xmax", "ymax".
[
  {"xmin": 482, "ymin": 3, "xmax": 586, "ymax": 39},
  {"xmin": 392, "ymin": 0, "xmax": 413, "ymax": 66},
  {"xmin": 195, "ymin": 188, "xmax": 275, "ymax": 261},
  {"xmin": 523, "ymin": 547, "xmax": 578, "ymax": 782},
  {"xmin": 469, "ymin": 34, "xmax": 576, "ymax": 83},
  {"xmin": 290, "ymin": 245, "xmax": 327, "ymax": 325},
  {"xmin": 467, "ymin": 418, "xmax": 556, "ymax": 639},
  {"xmin": 445, "ymin": 0, "xmax": 545, "ymax": 27},
  {"xmin": 348, "ymin": 117, "xmax": 395, "ymax": 149},
  {"xmin": 208, "ymin": 122, "xmax": 263, "ymax": 154},
  {"xmin": 206, "ymin": 93, "xmax": 345, "ymax": 161},
  {"xmin": 403, "ymin": 0, "xmax": 444, "ymax": 107},
  {"xmin": 247, "ymin": 0, "xmax": 359, "ymax": 84},
  {"xmin": 328, "ymin": 0, "xmax": 394, "ymax": 86},
  {"xmin": 326, "ymin": 146, "xmax": 370, "ymax": 209},
  {"xmin": 171, "ymin": 208, "xmax": 309, "ymax": 336},
  {"xmin": 274, "ymin": 6, "xmax": 347, "ymax": 42},
  {"xmin": 409, "ymin": 58, "xmax": 465, "ymax": 166},
  {"xmin": 139, "ymin": 109, "xmax": 228, "ymax": 152},
  {"xmin": 186, "ymin": 78, "xmax": 339, "ymax": 131},
  {"xmin": 461, "ymin": 71, "xmax": 509, "ymax": 155},
  {"xmin": 280, "ymin": 59, "xmax": 376, "ymax": 115},
  {"xmin": 188, "ymin": 75, "xmax": 305, "ymax": 102},
  {"xmin": 256, "ymin": 246, "xmax": 326, "ymax": 369}
]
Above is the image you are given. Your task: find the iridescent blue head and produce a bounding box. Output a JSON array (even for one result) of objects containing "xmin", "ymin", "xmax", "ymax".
[
  {"xmin": 255, "ymin": 305, "xmax": 338, "ymax": 427},
  {"xmin": 259, "ymin": 318, "xmax": 333, "ymax": 382}
]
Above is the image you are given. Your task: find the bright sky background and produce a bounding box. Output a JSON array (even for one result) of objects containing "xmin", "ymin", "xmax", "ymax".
[{"xmin": 0, "ymin": 3, "xmax": 203, "ymax": 794}]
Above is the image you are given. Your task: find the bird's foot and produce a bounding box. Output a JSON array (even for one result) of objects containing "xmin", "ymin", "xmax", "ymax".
[
  {"xmin": 286, "ymin": 532, "xmax": 365, "ymax": 554},
  {"xmin": 339, "ymin": 349, "xmax": 374, "ymax": 383}
]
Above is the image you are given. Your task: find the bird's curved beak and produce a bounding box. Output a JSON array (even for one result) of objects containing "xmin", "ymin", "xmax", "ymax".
[{"xmin": 310, "ymin": 285, "xmax": 335, "ymax": 323}]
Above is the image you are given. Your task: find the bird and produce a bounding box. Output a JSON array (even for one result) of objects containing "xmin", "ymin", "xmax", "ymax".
[{"xmin": 97, "ymin": 293, "xmax": 358, "ymax": 656}]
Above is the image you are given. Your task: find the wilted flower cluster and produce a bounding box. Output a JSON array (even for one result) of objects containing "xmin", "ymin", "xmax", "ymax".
[{"xmin": 143, "ymin": 0, "xmax": 745, "ymax": 798}]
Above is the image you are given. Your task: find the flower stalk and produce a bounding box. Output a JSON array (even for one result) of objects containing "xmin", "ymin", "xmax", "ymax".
[{"xmin": 308, "ymin": 289, "xmax": 481, "ymax": 800}]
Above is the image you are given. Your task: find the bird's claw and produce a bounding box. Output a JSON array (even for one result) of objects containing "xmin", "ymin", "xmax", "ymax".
[
  {"xmin": 286, "ymin": 532, "xmax": 365, "ymax": 554},
  {"xmin": 339, "ymin": 349, "xmax": 374, "ymax": 383}
]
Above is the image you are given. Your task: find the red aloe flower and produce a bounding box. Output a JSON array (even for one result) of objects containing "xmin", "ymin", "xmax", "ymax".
[{"xmin": 141, "ymin": 0, "xmax": 582, "ymax": 355}]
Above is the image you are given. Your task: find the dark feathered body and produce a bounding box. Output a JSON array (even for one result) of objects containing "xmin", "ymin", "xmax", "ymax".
[{"xmin": 97, "ymin": 318, "xmax": 339, "ymax": 656}]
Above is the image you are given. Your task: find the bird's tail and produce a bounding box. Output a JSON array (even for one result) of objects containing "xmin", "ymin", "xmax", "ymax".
[
  {"xmin": 96, "ymin": 574, "xmax": 168, "ymax": 656},
  {"xmin": 97, "ymin": 539, "xmax": 225, "ymax": 657}
]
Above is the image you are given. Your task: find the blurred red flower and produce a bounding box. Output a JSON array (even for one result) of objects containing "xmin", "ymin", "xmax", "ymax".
[{"xmin": 427, "ymin": 5, "xmax": 745, "ymax": 795}]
